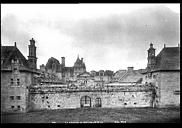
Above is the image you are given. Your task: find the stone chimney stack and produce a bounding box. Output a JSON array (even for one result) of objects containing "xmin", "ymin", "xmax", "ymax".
[
  {"xmin": 40, "ymin": 64, "xmax": 46, "ymax": 72},
  {"xmin": 81, "ymin": 58, "xmax": 83, "ymax": 63},
  {"xmin": 127, "ymin": 67, "xmax": 134, "ymax": 73},
  {"xmin": 61, "ymin": 57, "xmax": 65, "ymax": 67},
  {"xmin": 28, "ymin": 38, "xmax": 37, "ymax": 69}
]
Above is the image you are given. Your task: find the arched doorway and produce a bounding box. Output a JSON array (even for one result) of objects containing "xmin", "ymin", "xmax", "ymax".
[
  {"xmin": 95, "ymin": 97, "xmax": 102, "ymax": 107},
  {"xmin": 80, "ymin": 96, "xmax": 91, "ymax": 108}
]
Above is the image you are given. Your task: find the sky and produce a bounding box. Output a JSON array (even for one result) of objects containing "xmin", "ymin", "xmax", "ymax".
[{"xmin": 1, "ymin": 4, "xmax": 180, "ymax": 72}]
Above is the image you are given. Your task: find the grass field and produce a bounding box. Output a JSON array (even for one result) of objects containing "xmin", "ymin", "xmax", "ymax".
[{"xmin": 1, "ymin": 107, "xmax": 180, "ymax": 123}]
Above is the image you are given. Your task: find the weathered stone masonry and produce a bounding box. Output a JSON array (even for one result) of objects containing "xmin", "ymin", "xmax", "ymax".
[{"xmin": 29, "ymin": 86, "xmax": 154, "ymax": 110}]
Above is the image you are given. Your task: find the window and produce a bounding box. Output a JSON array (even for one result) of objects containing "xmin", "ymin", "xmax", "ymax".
[
  {"xmin": 80, "ymin": 96, "xmax": 91, "ymax": 107},
  {"xmin": 16, "ymin": 96, "xmax": 21, "ymax": 100},
  {"xmin": 11, "ymin": 79, "xmax": 13, "ymax": 84},
  {"xmin": 10, "ymin": 96, "xmax": 14, "ymax": 100},
  {"xmin": 134, "ymin": 102, "xmax": 137, "ymax": 105},
  {"xmin": 124, "ymin": 103, "xmax": 127, "ymax": 105},
  {"xmin": 57, "ymin": 105, "xmax": 60, "ymax": 107},
  {"xmin": 17, "ymin": 79, "xmax": 20, "ymax": 85},
  {"xmin": 14, "ymin": 68, "xmax": 17, "ymax": 71},
  {"xmin": 11, "ymin": 106, "xmax": 14, "ymax": 109},
  {"xmin": 17, "ymin": 105, "xmax": 20, "ymax": 109},
  {"xmin": 95, "ymin": 97, "xmax": 102, "ymax": 107},
  {"xmin": 174, "ymin": 90, "xmax": 180, "ymax": 95}
]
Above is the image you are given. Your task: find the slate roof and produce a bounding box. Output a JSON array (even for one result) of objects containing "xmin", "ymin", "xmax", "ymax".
[
  {"xmin": 153, "ymin": 47, "xmax": 180, "ymax": 71},
  {"xmin": 77, "ymin": 72, "xmax": 92, "ymax": 77},
  {"xmin": 114, "ymin": 70, "xmax": 127, "ymax": 79},
  {"xmin": 74, "ymin": 56, "xmax": 86, "ymax": 68},
  {"xmin": 45, "ymin": 57, "xmax": 61, "ymax": 72},
  {"xmin": 63, "ymin": 67, "xmax": 74, "ymax": 73},
  {"xmin": 118, "ymin": 70, "xmax": 143, "ymax": 83},
  {"xmin": 1, "ymin": 46, "xmax": 29, "ymax": 68}
]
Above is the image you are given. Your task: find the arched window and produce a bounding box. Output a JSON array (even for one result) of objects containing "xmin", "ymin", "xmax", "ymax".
[
  {"xmin": 95, "ymin": 97, "xmax": 101, "ymax": 107},
  {"xmin": 80, "ymin": 96, "xmax": 91, "ymax": 107}
]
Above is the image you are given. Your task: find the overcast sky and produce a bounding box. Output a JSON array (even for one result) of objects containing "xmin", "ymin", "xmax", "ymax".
[{"xmin": 1, "ymin": 4, "xmax": 180, "ymax": 72}]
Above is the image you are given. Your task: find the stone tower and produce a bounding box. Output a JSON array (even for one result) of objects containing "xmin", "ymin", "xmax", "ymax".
[
  {"xmin": 28, "ymin": 38, "xmax": 37, "ymax": 69},
  {"xmin": 147, "ymin": 43, "xmax": 156, "ymax": 70},
  {"xmin": 73, "ymin": 55, "xmax": 86, "ymax": 77}
]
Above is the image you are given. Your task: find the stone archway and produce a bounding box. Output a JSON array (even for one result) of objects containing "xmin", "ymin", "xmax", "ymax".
[{"xmin": 80, "ymin": 96, "xmax": 91, "ymax": 108}]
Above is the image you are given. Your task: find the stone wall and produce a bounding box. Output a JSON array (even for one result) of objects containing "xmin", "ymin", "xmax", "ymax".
[
  {"xmin": 29, "ymin": 90, "xmax": 153, "ymax": 111},
  {"xmin": 1, "ymin": 71, "xmax": 32, "ymax": 112},
  {"xmin": 159, "ymin": 72, "xmax": 180, "ymax": 107},
  {"xmin": 142, "ymin": 71, "xmax": 180, "ymax": 107}
]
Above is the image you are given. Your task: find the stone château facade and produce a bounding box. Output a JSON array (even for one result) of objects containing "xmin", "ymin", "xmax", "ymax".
[
  {"xmin": 39, "ymin": 55, "xmax": 86, "ymax": 82},
  {"xmin": 1, "ymin": 39, "xmax": 180, "ymax": 113}
]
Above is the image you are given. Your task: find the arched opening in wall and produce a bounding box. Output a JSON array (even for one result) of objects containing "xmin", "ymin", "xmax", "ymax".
[
  {"xmin": 80, "ymin": 96, "xmax": 91, "ymax": 108},
  {"xmin": 95, "ymin": 97, "xmax": 102, "ymax": 107}
]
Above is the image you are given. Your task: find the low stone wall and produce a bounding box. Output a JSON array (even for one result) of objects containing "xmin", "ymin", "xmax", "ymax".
[{"xmin": 29, "ymin": 86, "xmax": 154, "ymax": 111}]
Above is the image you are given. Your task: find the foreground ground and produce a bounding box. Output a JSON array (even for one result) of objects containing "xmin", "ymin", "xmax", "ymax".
[{"xmin": 1, "ymin": 107, "xmax": 180, "ymax": 123}]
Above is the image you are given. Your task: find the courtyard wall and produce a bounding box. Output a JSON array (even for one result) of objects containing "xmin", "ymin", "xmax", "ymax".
[{"xmin": 29, "ymin": 89, "xmax": 153, "ymax": 110}]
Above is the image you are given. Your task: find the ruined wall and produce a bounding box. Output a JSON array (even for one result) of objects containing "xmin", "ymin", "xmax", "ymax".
[
  {"xmin": 159, "ymin": 72, "xmax": 180, "ymax": 107},
  {"xmin": 29, "ymin": 90, "xmax": 153, "ymax": 111}
]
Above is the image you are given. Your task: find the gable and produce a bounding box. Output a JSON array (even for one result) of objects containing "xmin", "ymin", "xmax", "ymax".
[
  {"xmin": 1, "ymin": 46, "xmax": 29, "ymax": 68},
  {"xmin": 154, "ymin": 47, "xmax": 180, "ymax": 71}
]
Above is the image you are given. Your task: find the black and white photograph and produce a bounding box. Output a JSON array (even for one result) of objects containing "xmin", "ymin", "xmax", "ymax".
[{"xmin": 1, "ymin": 3, "xmax": 180, "ymax": 123}]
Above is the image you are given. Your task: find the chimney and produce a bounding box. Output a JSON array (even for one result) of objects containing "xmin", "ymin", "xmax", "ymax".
[
  {"xmin": 61, "ymin": 57, "xmax": 65, "ymax": 67},
  {"xmin": 14, "ymin": 42, "xmax": 16, "ymax": 47},
  {"xmin": 127, "ymin": 67, "xmax": 134, "ymax": 72},
  {"xmin": 150, "ymin": 43, "xmax": 153, "ymax": 48},
  {"xmin": 40, "ymin": 64, "xmax": 45, "ymax": 72},
  {"xmin": 81, "ymin": 58, "xmax": 83, "ymax": 62},
  {"xmin": 164, "ymin": 44, "xmax": 166, "ymax": 48}
]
